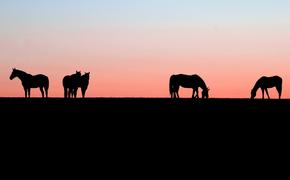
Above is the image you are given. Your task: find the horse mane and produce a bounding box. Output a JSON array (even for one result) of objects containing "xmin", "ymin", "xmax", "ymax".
[
  {"xmin": 252, "ymin": 76, "xmax": 266, "ymax": 92},
  {"xmin": 14, "ymin": 68, "xmax": 28, "ymax": 75},
  {"xmin": 252, "ymin": 80, "xmax": 260, "ymax": 92},
  {"xmin": 14, "ymin": 68, "xmax": 33, "ymax": 78}
]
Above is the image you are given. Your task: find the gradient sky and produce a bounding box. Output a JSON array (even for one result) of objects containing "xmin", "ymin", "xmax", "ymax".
[{"xmin": 1, "ymin": 0, "xmax": 290, "ymax": 98}]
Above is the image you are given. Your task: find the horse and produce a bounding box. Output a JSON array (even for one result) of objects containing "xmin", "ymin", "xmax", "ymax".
[
  {"xmin": 80, "ymin": 72, "xmax": 90, "ymax": 98},
  {"xmin": 63, "ymin": 71, "xmax": 81, "ymax": 98},
  {"xmin": 251, "ymin": 76, "xmax": 282, "ymax": 99},
  {"xmin": 9, "ymin": 68, "xmax": 49, "ymax": 98},
  {"xmin": 169, "ymin": 74, "xmax": 209, "ymax": 99}
]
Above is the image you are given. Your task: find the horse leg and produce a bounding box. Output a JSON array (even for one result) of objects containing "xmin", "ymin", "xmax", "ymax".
[
  {"xmin": 265, "ymin": 89, "xmax": 270, "ymax": 99},
  {"xmin": 74, "ymin": 88, "xmax": 78, "ymax": 98},
  {"xmin": 68, "ymin": 88, "xmax": 72, "ymax": 98},
  {"xmin": 24, "ymin": 88, "xmax": 27, "ymax": 98},
  {"xmin": 40, "ymin": 87, "xmax": 44, "ymax": 98},
  {"xmin": 262, "ymin": 89, "xmax": 265, "ymax": 99},
  {"xmin": 276, "ymin": 86, "xmax": 282, "ymax": 99},
  {"xmin": 64, "ymin": 88, "xmax": 67, "ymax": 98},
  {"xmin": 81, "ymin": 87, "xmax": 86, "ymax": 98},
  {"xmin": 192, "ymin": 89, "xmax": 196, "ymax": 99},
  {"xmin": 28, "ymin": 88, "xmax": 31, "ymax": 98},
  {"xmin": 172, "ymin": 87, "xmax": 177, "ymax": 98},
  {"xmin": 173, "ymin": 90, "xmax": 178, "ymax": 98},
  {"xmin": 45, "ymin": 87, "xmax": 48, "ymax": 98},
  {"xmin": 71, "ymin": 88, "xmax": 75, "ymax": 98}
]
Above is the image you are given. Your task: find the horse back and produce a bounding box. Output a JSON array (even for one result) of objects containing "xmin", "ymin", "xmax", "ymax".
[
  {"xmin": 259, "ymin": 76, "xmax": 282, "ymax": 88},
  {"xmin": 29, "ymin": 74, "xmax": 49, "ymax": 88},
  {"xmin": 170, "ymin": 74, "xmax": 205, "ymax": 88}
]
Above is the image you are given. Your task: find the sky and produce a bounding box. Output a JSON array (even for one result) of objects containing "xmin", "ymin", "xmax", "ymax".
[{"xmin": 0, "ymin": 0, "xmax": 290, "ymax": 98}]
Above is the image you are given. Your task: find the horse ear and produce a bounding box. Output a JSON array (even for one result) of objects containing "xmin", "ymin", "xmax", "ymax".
[{"xmin": 207, "ymin": 87, "xmax": 210, "ymax": 91}]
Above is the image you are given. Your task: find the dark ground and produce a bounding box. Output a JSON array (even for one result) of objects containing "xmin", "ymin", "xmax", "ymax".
[
  {"xmin": 1, "ymin": 97, "xmax": 289, "ymax": 133},
  {"xmin": 1, "ymin": 98, "xmax": 289, "ymax": 168},
  {"xmin": 1, "ymin": 98, "xmax": 289, "ymax": 133},
  {"xmin": 1, "ymin": 97, "xmax": 289, "ymax": 116}
]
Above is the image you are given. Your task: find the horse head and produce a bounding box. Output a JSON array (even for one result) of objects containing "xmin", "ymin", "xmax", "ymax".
[
  {"xmin": 75, "ymin": 71, "xmax": 81, "ymax": 77},
  {"xmin": 84, "ymin": 72, "xmax": 90, "ymax": 78},
  {"xmin": 9, "ymin": 68, "xmax": 17, "ymax": 80},
  {"xmin": 250, "ymin": 88, "xmax": 256, "ymax": 99},
  {"xmin": 202, "ymin": 87, "xmax": 209, "ymax": 99}
]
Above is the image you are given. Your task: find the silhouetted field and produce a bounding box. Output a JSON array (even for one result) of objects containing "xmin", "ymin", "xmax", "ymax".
[
  {"xmin": 2, "ymin": 97, "xmax": 289, "ymax": 141},
  {"xmin": 1, "ymin": 98, "xmax": 289, "ymax": 117},
  {"xmin": 2, "ymin": 97, "xmax": 289, "ymax": 139},
  {"xmin": 1, "ymin": 98, "xmax": 288, "ymax": 159}
]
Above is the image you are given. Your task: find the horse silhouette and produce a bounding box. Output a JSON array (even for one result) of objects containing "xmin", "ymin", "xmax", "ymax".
[
  {"xmin": 9, "ymin": 68, "xmax": 49, "ymax": 98},
  {"xmin": 80, "ymin": 72, "xmax": 90, "ymax": 98},
  {"xmin": 63, "ymin": 71, "xmax": 81, "ymax": 98},
  {"xmin": 251, "ymin": 76, "xmax": 282, "ymax": 99},
  {"xmin": 169, "ymin": 74, "xmax": 209, "ymax": 99}
]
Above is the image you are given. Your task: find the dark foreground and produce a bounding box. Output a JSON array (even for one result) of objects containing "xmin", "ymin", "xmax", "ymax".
[
  {"xmin": 1, "ymin": 98, "xmax": 288, "ymax": 166},
  {"xmin": 2, "ymin": 97, "xmax": 289, "ymax": 140},
  {"xmin": 1, "ymin": 97, "xmax": 289, "ymax": 117},
  {"xmin": 0, "ymin": 98, "xmax": 290, "ymax": 112}
]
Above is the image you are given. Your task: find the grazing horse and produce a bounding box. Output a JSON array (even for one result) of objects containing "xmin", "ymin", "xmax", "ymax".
[
  {"xmin": 80, "ymin": 72, "xmax": 90, "ymax": 98},
  {"xmin": 9, "ymin": 68, "xmax": 49, "ymax": 98},
  {"xmin": 63, "ymin": 71, "xmax": 81, "ymax": 98},
  {"xmin": 169, "ymin": 74, "xmax": 209, "ymax": 99},
  {"xmin": 251, "ymin": 76, "xmax": 282, "ymax": 99}
]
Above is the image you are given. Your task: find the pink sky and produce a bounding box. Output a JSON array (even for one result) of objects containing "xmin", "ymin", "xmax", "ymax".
[{"xmin": 1, "ymin": 1, "xmax": 290, "ymax": 98}]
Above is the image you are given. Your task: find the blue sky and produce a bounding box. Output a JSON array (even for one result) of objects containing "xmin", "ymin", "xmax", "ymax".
[{"xmin": 1, "ymin": 0, "xmax": 290, "ymax": 29}]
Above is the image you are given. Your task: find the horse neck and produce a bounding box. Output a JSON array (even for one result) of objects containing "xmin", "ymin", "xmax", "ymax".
[
  {"xmin": 252, "ymin": 81, "xmax": 260, "ymax": 92},
  {"xmin": 15, "ymin": 71, "xmax": 30, "ymax": 82},
  {"xmin": 199, "ymin": 80, "xmax": 207, "ymax": 91}
]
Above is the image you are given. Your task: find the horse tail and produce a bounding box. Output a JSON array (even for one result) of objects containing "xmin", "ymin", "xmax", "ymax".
[
  {"xmin": 169, "ymin": 76, "xmax": 173, "ymax": 97},
  {"xmin": 62, "ymin": 76, "xmax": 69, "ymax": 98},
  {"xmin": 169, "ymin": 75, "xmax": 177, "ymax": 98}
]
